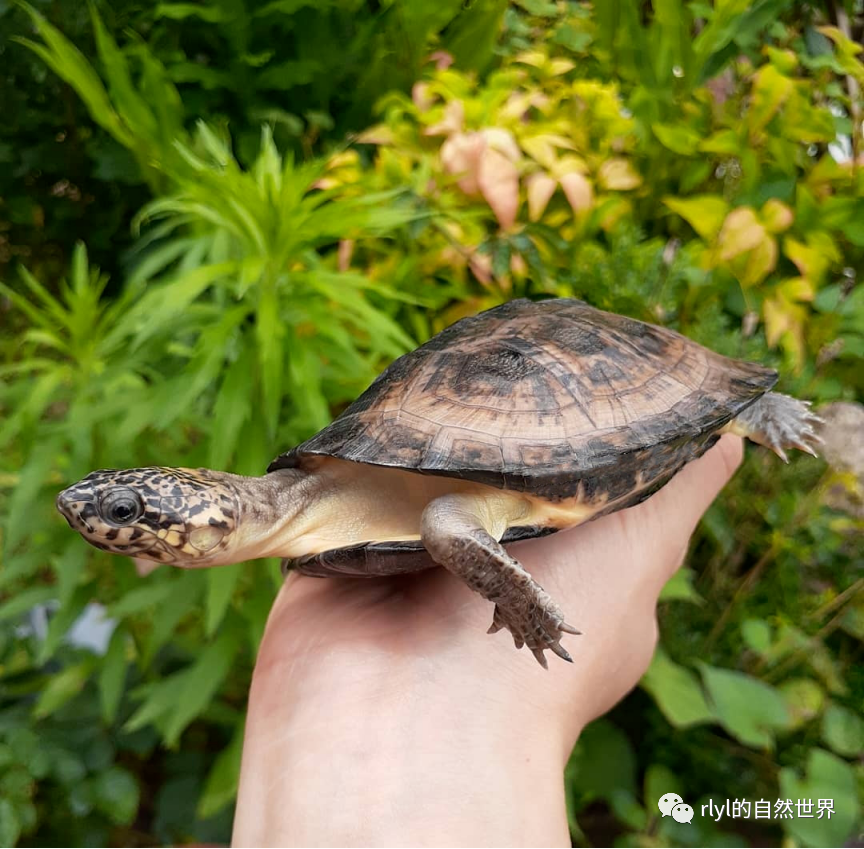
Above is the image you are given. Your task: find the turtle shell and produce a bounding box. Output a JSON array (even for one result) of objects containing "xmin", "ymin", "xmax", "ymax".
[{"xmin": 269, "ymin": 298, "xmax": 776, "ymax": 504}]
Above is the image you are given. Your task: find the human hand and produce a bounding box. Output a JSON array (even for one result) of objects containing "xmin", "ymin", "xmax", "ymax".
[{"xmin": 232, "ymin": 435, "xmax": 743, "ymax": 847}]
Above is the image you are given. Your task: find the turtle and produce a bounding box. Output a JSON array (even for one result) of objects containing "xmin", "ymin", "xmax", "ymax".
[{"xmin": 56, "ymin": 298, "xmax": 822, "ymax": 667}]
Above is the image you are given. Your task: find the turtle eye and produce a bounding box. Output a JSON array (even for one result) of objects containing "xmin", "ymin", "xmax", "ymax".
[{"xmin": 101, "ymin": 488, "xmax": 144, "ymax": 526}]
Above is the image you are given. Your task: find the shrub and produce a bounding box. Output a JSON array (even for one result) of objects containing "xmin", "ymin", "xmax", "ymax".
[{"xmin": 1, "ymin": 1, "xmax": 861, "ymax": 845}]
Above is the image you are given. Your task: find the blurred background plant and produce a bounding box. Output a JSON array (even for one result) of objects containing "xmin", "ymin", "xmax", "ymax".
[{"xmin": 0, "ymin": 0, "xmax": 861, "ymax": 846}]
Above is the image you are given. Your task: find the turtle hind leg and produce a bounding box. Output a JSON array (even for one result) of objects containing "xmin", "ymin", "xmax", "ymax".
[
  {"xmin": 421, "ymin": 494, "xmax": 579, "ymax": 668},
  {"xmin": 728, "ymin": 391, "xmax": 823, "ymax": 463}
]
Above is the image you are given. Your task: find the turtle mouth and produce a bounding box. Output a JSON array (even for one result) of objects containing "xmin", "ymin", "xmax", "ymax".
[
  {"xmin": 55, "ymin": 490, "xmax": 72, "ymax": 517},
  {"xmin": 56, "ymin": 487, "xmax": 98, "ymax": 534},
  {"xmin": 56, "ymin": 492, "xmax": 73, "ymax": 524}
]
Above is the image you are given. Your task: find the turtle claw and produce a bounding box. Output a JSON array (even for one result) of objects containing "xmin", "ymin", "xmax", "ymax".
[
  {"xmin": 770, "ymin": 445, "xmax": 790, "ymax": 464},
  {"xmin": 488, "ymin": 599, "xmax": 579, "ymax": 668},
  {"xmin": 531, "ymin": 648, "xmax": 549, "ymax": 669},
  {"xmin": 548, "ymin": 640, "xmax": 574, "ymax": 663},
  {"xmin": 793, "ymin": 440, "xmax": 819, "ymax": 458},
  {"xmin": 737, "ymin": 393, "xmax": 824, "ymax": 462},
  {"xmin": 487, "ymin": 607, "xmax": 505, "ymax": 635}
]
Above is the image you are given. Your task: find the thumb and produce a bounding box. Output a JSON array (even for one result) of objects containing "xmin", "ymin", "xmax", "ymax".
[
  {"xmin": 652, "ymin": 433, "xmax": 744, "ymax": 539},
  {"xmin": 623, "ymin": 433, "xmax": 744, "ymax": 591}
]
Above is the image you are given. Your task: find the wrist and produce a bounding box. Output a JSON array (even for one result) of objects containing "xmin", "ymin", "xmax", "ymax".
[{"xmin": 233, "ymin": 644, "xmax": 578, "ymax": 846}]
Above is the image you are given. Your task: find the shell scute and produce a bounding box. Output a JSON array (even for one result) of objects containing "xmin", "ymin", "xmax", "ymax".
[{"xmin": 269, "ymin": 298, "xmax": 777, "ymax": 499}]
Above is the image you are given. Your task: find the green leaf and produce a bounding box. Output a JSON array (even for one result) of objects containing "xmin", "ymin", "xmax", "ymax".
[
  {"xmin": 553, "ymin": 23, "xmax": 592, "ymax": 54},
  {"xmin": 0, "ymin": 586, "xmax": 55, "ymax": 623},
  {"xmin": 108, "ymin": 580, "xmax": 178, "ymax": 618},
  {"xmin": 698, "ymin": 663, "xmax": 790, "ymax": 748},
  {"xmin": 241, "ymin": 566, "xmax": 279, "ymax": 652},
  {"xmin": 0, "ymin": 765, "xmax": 34, "ymax": 803},
  {"xmin": 127, "ymin": 237, "xmax": 197, "ymax": 287},
  {"xmin": 779, "ymin": 678, "xmax": 825, "ymax": 730},
  {"xmin": 0, "ymin": 799, "xmax": 21, "ymax": 848},
  {"xmin": 749, "ymin": 63, "xmax": 793, "ymax": 132},
  {"xmin": 692, "ymin": 0, "xmax": 771, "ymax": 80},
  {"xmin": 256, "ymin": 284, "xmax": 286, "ymax": 438},
  {"xmin": 99, "ymin": 628, "xmax": 128, "ymax": 724},
  {"xmin": 163, "ymin": 627, "xmax": 240, "ymax": 746},
  {"xmin": 249, "ymin": 107, "xmax": 304, "ymax": 135},
  {"xmin": 143, "ymin": 572, "xmax": 202, "ymax": 665},
  {"xmin": 285, "ymin": 335, "xmax": 330, "ymax": 434},
  {"xmin": 821, "ymin": 703, "xmax": 864, "ymax": 757},
  {"xmin": 3, "ymin": 436, "xmax": 62, "ymax": 556},
  {"xmin": 53, "ymin": 542, "xmax": 88, "ymax": 605},
  {"xmin": 117, "ymin": 260, "xmax": 238, "ymax": 349},
  {"xmin": 152, "ymin": 305, "xmax": 247, "ymax": 429},
  {"xmin": 255, "ymin": 0, "xmax": 320, "ymax": 14},
  {"xmin": 512, "ymin": 0, "xmax": 559, "ymax": 17},
  {"xmin": 699, "ymin": 128, "xmax": 741, "ymax": 155},
  {"xmin": 446, "ymin": 0, "xmax": 508, "ymax": 72},
  {"xmin": 741, "ymin": 618, "xmax": 772, "ymax": 654},
  {"xmin": 125, "ymin": 675, "xmax": 186, "ymax": 733},
  {"xmin": 0, "ymin": 269, "xmax": 64, "ymax": 329},
  {"xmin": 779, "ymin": 749, "xmax": 860, "ymax": 847},
  {"xmin": 641, "ymin": 648, "xmax": 716, "ymax": 728},
  {"xmin": 258, "ymin": 60, "xmax": 323, "ymax": 90},
  {"xmin": 644, "ymin": 763, "xmax": 684, "ymax": 813},
  {"xmin": 197, "ymin": 719, "xmax": 245, "ymax": 818},
  {"xmin": 155, "ymin": 3, "xmax": 226, "ymax": 22},
  {"xmin": 664, "ymin": 196, "xmax": 729, "ymax": 241},
  {"xmin": 92, "ymin": 766, "xmax": 140, "ymax": 825},
  {"xmin": 0, "ymin": 371, "xmax": 65, "ymax": 450},
  {"xmin": 208, "ymin": 344, "xmax": 255, "ymax": 468},
  {"xmin": 89, "ymin": 5, "xmax": 156, "ymax": 144},
  {"xmin": 679, "ymin": 159, "xmax": 713, "ymax": 194},
  {"xmin": 653, "ymin": 123, "xmax": 701, "ymax": 155},
  {"xmin": 609, "ymin": 790, "xmax": 649, "ymax": 831},
  {"xmin": 658, "ymin": 568, "xmax": 703, "ymax": 604},
  {"xmin": 33, "ymin": 661, "xmax": 95, "ymax": 719},
  {"xmin": 14, "ymin": 7, "xmax": 133, "ymax": 148},
  {"xmin": 36, "ymin": 587, "xmax": 91, "ymax": 665},
  {"xmin": 567, "ymin": 719, "xmax": 637, "ymax": 800},
  {"xmin": 205, "ymin": 566, "xmax": 241, "ymax": 637},
  {"xmin": 839, "ymin": 601, "xmax": 864, "ymax": 642}
]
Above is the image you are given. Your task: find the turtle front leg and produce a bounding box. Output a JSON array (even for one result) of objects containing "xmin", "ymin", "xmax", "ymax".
[
  {"xmin": 727, "ymin": 392, "xmax": 823, "ymax": 462},
  {"xmin": 421, "ymin": 495, "xmax": 579, "ymax": 668}
]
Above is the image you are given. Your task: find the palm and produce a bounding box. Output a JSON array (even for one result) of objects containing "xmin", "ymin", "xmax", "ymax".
[
  {"xmin": 234, "ymin": 437, "xmax": 743, "ymax": 846},
  {"xmin": 256, "ymin": 436, "xmax": 743, "ymax": 716}
]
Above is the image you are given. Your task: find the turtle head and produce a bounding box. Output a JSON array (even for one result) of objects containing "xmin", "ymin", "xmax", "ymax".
[{"xmin": 56, "ymin": 467, "xmax": 243, "ymax": 566}]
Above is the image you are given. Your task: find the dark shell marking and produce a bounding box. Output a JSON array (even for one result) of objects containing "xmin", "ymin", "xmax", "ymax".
[{"xmin": 270, "ymin": 298, "xmax": 776, "ymax": 504}]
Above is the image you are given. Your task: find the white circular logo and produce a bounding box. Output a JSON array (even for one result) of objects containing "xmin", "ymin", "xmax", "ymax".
[{"xmin": 658, "ymin": 792, "xmax": 684, "ymax": 817}]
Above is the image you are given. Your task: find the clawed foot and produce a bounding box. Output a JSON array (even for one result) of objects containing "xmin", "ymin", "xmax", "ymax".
[
  {"xmin": 421, "ymin": 498, "xmax": 582, "ymax": 668},
  {"xmin": 487, "ymin": 595, "xmax": 580, "ymax": 669},
  {"xmin": 760, "ymin": 397, "xmax": 823, "ymax": 463},
  {"xmin": 735, "ymin": 393, "xmax": 824, "ymax": 463}
]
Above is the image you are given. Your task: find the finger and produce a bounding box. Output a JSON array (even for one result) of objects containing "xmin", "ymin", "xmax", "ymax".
[
  {"xmin": 516, "ymin": 434, "xmax": 744, "ymax": 602},
  {"xmin": 618, "ymin": 433, "xmax": 743, "ymax": 595},
  {"xmin": 641, "ymin": 433, "xmax": 743, "ymax": 540}
]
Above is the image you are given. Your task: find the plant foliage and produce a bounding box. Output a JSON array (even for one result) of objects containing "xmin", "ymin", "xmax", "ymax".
[{"xmin": 0, "ymin": 1, "xmax": 861, "ymax": 845}]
